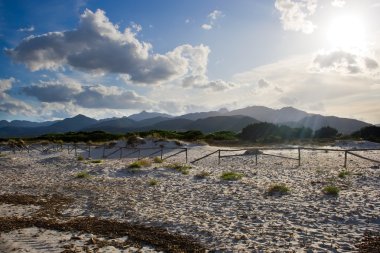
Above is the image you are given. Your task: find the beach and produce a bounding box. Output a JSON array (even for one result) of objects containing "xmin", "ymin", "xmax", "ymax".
[{"xmin": 0, "ymin": 140, "xmax": 379, "ymax": 252}]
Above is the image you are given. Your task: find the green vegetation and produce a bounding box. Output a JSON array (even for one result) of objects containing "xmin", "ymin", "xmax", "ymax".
[
  {"xmin": 338, "ymin": 170, "xmax": 351, "ymax": 178},
  {"xmin": 323, "ymin": 185, "xmax": 340, "ymax": 196},
  {"xmin": 220, "ymin": 171, "xmax": 243, "ymax": 181},
  {"xmin": 34, "ymin": 131, "xmax": 123, "ymax": 143},
  {"xmin": 241, "ymin": 123, "xmax": 313, "ymax": 143},
  {"xmin": 205, "ymin": 131, "xmax": 238, "ymax": 141},
  {"xmin": 148, "ymin": 179, "xmax": 159, "ymax": 186},
  {"xmin": 352, "ymin": 125, "xmax": 380, "ymax": 143},
  {"xmin": 77, "ymin": 155, "xmax": 85, "ymax": 161},
  {"xmin": 75, "ymin": 171, "xmax": 90, "ymax": 179},
  {"xmin": 90, "ymin": 159, "xmax": 102, "ymax": 164},
  {"xmin": 128, "ymin": 159, "xmax": 152, "ymax": 169},
  {"xmin": 268, "ymin": 183, "xmax": 290, "ymax": 195},
  {"xmin": 168, "ymin": 163, "xmax": 191, "ymax": 175},
  {"xmin": 194, "ymin": 171, "xmax": 211, "ymax": 179},
  {"xmin": 314, "ymin": 126, "xmax": 338, "ymax": 139},
  {"xmin": 153, "ymin": 157, "xmax": 164, "ymax": 163}
]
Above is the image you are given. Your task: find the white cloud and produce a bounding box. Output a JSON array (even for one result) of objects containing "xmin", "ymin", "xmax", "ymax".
[
  {"xmin": 258, "ymin": 78, "xmax": 271, "ymax": 88},
  {"xmin": 201, "ymin": 10, "xmax": 224, "ymax": 30},
  {"xmin": 7, "ymin": 9, "xmax": 210, "ymax": 85},
  {"xmin": 18, "ymin": 26, "xmax": 35, "ymax": 32},
  {"xmin": 331, "ymin": 0, "xmax": 346, "ymax": 7},
  {"xmin": 22, "ymin": 78, "xmax": 152, "ymax": 110},
  {"xmin": 275, "ymin": 0, "xmax": 317, "ymax": 34},
  {"xmin": 0, "ymin": 78, "xmax": 35, "ymax": 116},
  {"xmin": 312, "ymin": 50, "xmax": 379, "ymax": 75}
]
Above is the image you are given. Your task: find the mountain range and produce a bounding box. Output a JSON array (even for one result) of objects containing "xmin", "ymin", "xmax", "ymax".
[{"xmin": 0, "ymin": 106, "xmax": 372, "ymax": 138}]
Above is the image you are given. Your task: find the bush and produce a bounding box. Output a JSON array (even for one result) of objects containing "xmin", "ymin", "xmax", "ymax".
[
  {"xmin": 268, "ymin": 183, "xmax": 290, "ymax": 195},
  {"xmin": 220, "ymin": 171, "xmax": 243, "ymax": 181},
  {"xmin": 77, "ymin": 155, "xmax": 85, "ymax": 161},
  {"xmin": 323, "ymin": 185, "xmax": 340, "ymax": 196},
  {"xmin": 75, "ymin": 171, "xmax": 90, "ymax": 179},
  {"xmin": 90, "ymin": 159, "xmax": 102, "ymax": 164},
  {"xmin": 314, "ymin": 126, "xmax": 338, "ymax": 139}
]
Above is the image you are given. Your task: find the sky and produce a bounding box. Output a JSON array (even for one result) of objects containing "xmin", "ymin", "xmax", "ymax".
[{"xmin": 0, "ymin": 0, "xmax": 380, "ymax": 123}]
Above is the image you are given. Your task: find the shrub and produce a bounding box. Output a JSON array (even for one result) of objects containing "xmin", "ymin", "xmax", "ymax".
[
  {"xmin": 168, "ymin": 163, "xmax": 191, "ymax": 175},
  {"xmin": 75, "ymin": 171, "xmax": 90, "ymax": 179},
  {"xmin": 268, "ymin": 183, "xmax": 290, "ymax": 195},
  {"xmin": 128, "ymin": 159, "xmax": 152, "ymax": 169},
  {"xmin": 148, "ymin": 179, "xmax": 159, "ymax": 186},
  {"xmin": 90, "ymin": 160, "xmax": 102, "ymax": 164},
  {"xmin": 323, "ymin": 185, "xmax": 340, "ymax": 196},
  {"xmin": 220, "ymin": 171, "xmax": 243, "ymax": 181},
  {"xmin": 314, "ymin": 126, "xmax": 338, "ymax": 139},
  {"xmin": 153, "ymin": 157, "xmax": 163, "ymax": 163},
  {"xmin": 338, "ymin": 170, "xmax": 351, "ymax": 178},
  {"xmin": 77, "ymin": 155, "xmax": 85, "ymax": 161},
  {"xmin": 194, "ymin": 171, "xmax": 211, "ymax": 179}
]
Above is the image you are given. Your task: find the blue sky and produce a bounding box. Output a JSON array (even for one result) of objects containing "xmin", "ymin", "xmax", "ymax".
[{"xmin": 1, "ymin": 0, "xmax": 380, "ymax": 123}]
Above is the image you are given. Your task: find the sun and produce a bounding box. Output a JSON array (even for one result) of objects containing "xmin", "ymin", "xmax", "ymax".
[{"xmin": 326, "ymin": 14, "xmax": 368, "ymax": 51}]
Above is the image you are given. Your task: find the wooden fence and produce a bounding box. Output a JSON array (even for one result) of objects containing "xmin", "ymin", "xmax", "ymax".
[{"xmin": 190, "ymin": 147, "xmax": 380, "ymax": 168}]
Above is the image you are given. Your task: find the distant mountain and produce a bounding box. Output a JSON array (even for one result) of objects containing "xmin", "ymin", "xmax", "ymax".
[
  {"xmin": 226, "ymin": 106, "xmax": 309, "ymax": 123},
  {"xmin": 47, "ymin": 114, "xmax": 98, "ymax": 133},
  {"xmin": 294, "ymin": 115, "xmax": 371, "ymax": 134},
  {"xmin": 0, "ymin": 119, "xmax": 57, "ymax": 128},
  {"xmin": 83, "ymin": 117, "xmax": 136, "ymax": 133},
  {"xmin": 128, "ymin": 111, "xmax": 173, "ymax": 121},
  {"xmin": 148, "ymin": 118, "xmax": 194, "ymax": 131},
  {"xmin": 179, "ymin": 110, "xmax": 224, "ymax": 121},
  {"xmin": 186, "ymin": 115, "xmax": 260, "ymax": 133}
]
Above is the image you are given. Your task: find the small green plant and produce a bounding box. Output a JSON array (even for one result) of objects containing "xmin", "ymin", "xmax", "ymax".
[
  {"xmin": 220, "ymin": 171, "xmax": 243, "ymax": 181},
  {"xmin": 194, "ymin": 171, "xmax": 211, "ymax": 179},
  {"xmin": 128, "ymin": 159, "xmax": 152, "ymax": 169},
  {"xmin": 338, "ymin": 170, "xmax": 351, "ymax": 178},
  {"xmin": 75, "ymin": 171, "xmax": 90, "ymax": 179},
  {"xmin": 268, "ymin": 183, "xmax": 290, "ymax": 195},
  {"xmin": 153, "ymin": 157, "xmax": 163, "ymax": 163},
  {"xmin": 148, "ymin": 179, "xmax": 159, "ymax": 186},
  {"xmin": 323, "ymin": 185, "xmax": 340, "ymax": 196},
  {"xmin": 77, "ymin": 155, "xmax": 84, "ymax": 161},
  {"xmin": 90, "ymin": 159, "xmax": 102, "ymax": 164},
  {"xmin": 168, "ymin": 163, "xmax": 191, "ymax": 175},
  {"xmin": 0, "ymin": 153, "xmax": 6, "ymax": 158}
]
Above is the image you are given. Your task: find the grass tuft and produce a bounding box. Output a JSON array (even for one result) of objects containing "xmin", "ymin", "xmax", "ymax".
[
  {"xmin": 220, "ymin": 171, "xmax": 243, "ymax": 181},
  {"xmin": 194, "ymin": 171, "xmax": 211, "ymax": 179},
  {"xmin": 323, "ymin": 185, "xmax": 340, "ymax": 196},
  {"xmin": 168, "ymin": 163, "xmax": 191, "ymax": 175},
  {"xmin": 338, "ymin": 170, "xmax": 351, "ymax": 178},
  {"xmin": 148, "ymin": 179, "xmax": 159, "ymax": 186},
  {"xmin": 153, "ymin": 157, "xmax": 163, "ymax": 163},
  {"xmin": 77, "ymin": 155, "xmax": 84, "ymax": 161},
  {"xmin": 268, "ymin": 183, "xmax": 290, "ymax": 195},
  {"xmin": 75, "ymin": 171, "xmax": 90, "ymax": 179},
  {"xmin": 90, "ymin": 159, "xmax": 102, "ymax": 164},
  {"xmin": 128, "ymin": 159, "xmax": 152, "ymax": 169}
]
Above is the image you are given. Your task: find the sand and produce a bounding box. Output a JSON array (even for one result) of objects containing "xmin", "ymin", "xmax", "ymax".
[{"xmin": 0, "ymin": 140, "xmax": 379, "ymax": 252}]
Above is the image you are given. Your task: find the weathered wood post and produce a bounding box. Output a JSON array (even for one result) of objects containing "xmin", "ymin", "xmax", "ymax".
[
  {"xmin": 298, "ymin": 147, "xmax": 301, "ymax": 166},
  {"xmin": 88, "ymin": 145, "xmax": 91, "ymax": 158},
  {"xmin": 160, "ymin": 148, "xmax": 163, "ymax": 160},
  {"xmin": 138, "ymin": 149, "xmax": 140, "ymax": 160},
  {"xmin": 185, "ymin": 148, "xmax": 188, "ymax": 163},
  {"xmin": 218, "ymin": 149, "xmax": 221, "ymax": 165},
  {"xmin": 255, "ymin": 154, "xmax": 258, "ymax": 165},
  {"xmin": 344, "ymin": 150, "xmax": 347, "ymax": 168}
]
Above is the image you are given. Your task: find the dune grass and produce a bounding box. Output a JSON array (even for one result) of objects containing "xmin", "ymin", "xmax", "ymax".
[
  {"xmin": 153, "ymin": 157, "xmax": 164, "ymax": 163},
  {"xmin": 75, "ymin": 171, "xmax": 90, "ymax": 179},
  {"xmin": 338, "ymin": 170, "xmax": 351, "ymax": 178},
  {"xmin": 148, "ymin": 179, "xmax": 159, "ymax": 186},
  {"xmin": 128, "ymin": 159, "xmax": 152, "ymax": 169},
  {"xmin": 194, "ymin": 171, "xmax": 211, "ymax": 179},
  {"xmin": 268, "ymin": 183, "xmax": 290, "ymax": 195},
  {"xmin": 90, "ymin": 159, "xmax": 102, "ymax": 164},
  {"xmin": 77, "ymin": 155, "xmax": 85, "ymax": 161},
  {"xmin": 323, "ymin": 185, "xmax": 340, "ymax": 196},
  {"xmin": 220, "ymin": 171, "xmax": 243, "ymax": 181},
  {"xmin": 168, "ymin": 163, "xmax": 191, "ymax": 175}
]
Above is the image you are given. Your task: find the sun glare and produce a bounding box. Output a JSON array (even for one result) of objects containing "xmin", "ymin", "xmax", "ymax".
[{"xmin": 326, "ymin": 14, "xmax": 368, "ymax": 51}]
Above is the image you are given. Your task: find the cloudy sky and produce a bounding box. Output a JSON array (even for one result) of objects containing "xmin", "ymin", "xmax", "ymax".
[{"xmin": 1, "ymin": 0, "xmax": 379, "ymax": 123}]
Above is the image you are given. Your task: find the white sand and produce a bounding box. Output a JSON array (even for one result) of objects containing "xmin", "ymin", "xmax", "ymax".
[{"xmin": 0, "ymin": 140, "xmax": 379, "ymax": 252}]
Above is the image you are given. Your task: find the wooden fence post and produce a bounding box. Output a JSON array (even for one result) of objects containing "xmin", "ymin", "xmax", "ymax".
[
  {"xmin": 218, "ymin": 150, "xmax": 221, "ymax": 165},
  {"xmin": 74, "ymin": 144, "xmax": 77, "ymax": 157},
  {"xmin": 298, "ymin": 148, "xmax": 301, "ymax": 166},
  {"xmin": 160, "ymin": 148, "xmax": 163, "ymax": 160},
  {"xmin": 344, "ymin": 151, "xmax": 347, "ymax": 168},
  {"xmin": 88, "ymin": 145, "xmax": 91, "ymax": 158},
  {"xmin": 185, "ymin": 148, "xmax": 188, "ymax": 163},
  {"xmin": 255, "ymin": 154, "xmax": 258, "ymax": 165}
]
